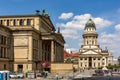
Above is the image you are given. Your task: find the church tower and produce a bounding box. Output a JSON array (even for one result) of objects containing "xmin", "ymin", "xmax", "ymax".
[
  {"xmin": 79, "ymin": 19, "xmax": 109, "ymax": 69},
  {"xmin": 83, "ymin": 19, "xmax": 98, "ymax": 46},
  {"xmin": 80, "ymin": 19, "xmax": 101, "ymax": 52}
]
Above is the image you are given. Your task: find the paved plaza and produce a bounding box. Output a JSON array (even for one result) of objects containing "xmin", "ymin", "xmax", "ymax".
[
  {"xmin": 10, "ymin": 69, "xmax": 120, "ymax": 80},
  {"xmin": 10, "ymin": 69, "xmax": 95, "ymax": 80}
]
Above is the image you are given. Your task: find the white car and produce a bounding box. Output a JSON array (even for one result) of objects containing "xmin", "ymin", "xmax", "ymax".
[
  {"xmin": 16, "ymin": 73, "xmax": 24, "ymax": 78},
  {"xmin": 9, "ymin": 72, "xmax": 17, "ymax": 78}
]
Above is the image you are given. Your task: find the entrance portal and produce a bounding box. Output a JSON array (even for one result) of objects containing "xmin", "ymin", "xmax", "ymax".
[
  {"xmin": 89, "ymin": 57, "xmax": 92, "ymax": 68},
  {"xmin": 18, "ymin": 65, "xmax": 23, "ymax": 73}
]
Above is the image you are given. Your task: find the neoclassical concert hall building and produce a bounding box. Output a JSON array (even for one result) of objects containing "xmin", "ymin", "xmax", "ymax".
[
  {"xmin": 79, "ymin": 19, "xmax": 109, "ymax": 69},
  {"xmin": 0, "ymin": 10, "xmax": 65, "ymax": 73}
]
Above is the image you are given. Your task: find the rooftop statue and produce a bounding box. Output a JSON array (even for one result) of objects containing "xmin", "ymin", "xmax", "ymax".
[{"xmin": 42, "ymin": 9, "xmax": 50, "ymax": 17}]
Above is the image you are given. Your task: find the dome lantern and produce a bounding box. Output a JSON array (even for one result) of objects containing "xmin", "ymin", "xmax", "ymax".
[{"xmin": 84, "ymin": 19, "xmax": 96, "ymax": 30}]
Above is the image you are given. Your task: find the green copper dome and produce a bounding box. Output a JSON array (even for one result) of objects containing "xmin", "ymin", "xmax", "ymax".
[
  {"xmin": 85, "ymin": 19, "xmax": 96, "ymax": 30},
  {"xmin": 86, "ymin": 19, "xmax": 94, "ymax": 24}
]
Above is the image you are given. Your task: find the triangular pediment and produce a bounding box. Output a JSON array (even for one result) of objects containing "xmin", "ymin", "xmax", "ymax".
[
  {"xmin": 41, "ymin": 16, "xmax": 55, "ymax": 31},
  {"xmin": 82, "ymin": 50, "xmax": 99, "ymax": 54}
]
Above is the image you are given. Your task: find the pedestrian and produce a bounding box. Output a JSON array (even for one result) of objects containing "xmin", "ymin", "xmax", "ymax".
[{"xmin": 55, "ymin": 73, "xmax": 58, "ymax": 80}]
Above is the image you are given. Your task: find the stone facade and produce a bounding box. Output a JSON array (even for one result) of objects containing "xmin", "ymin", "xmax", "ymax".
[
  {"xmin": 0, "ymin": 25, "xmax": 13, "ymax": 71},
  {"xmin": 0, "ymin": 11, "xmax": 65, "ymax": 73},
  {"xmin": 79, "ymin": 19, "xmax": 109, "ymax": 69}
]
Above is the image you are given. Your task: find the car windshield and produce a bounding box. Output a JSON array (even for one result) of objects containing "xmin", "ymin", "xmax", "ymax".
[{"xmin": 10, "ymin": 72, "xmax": 16, "ymax": 75}]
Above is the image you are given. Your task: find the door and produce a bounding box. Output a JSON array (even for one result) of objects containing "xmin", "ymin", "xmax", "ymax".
[
  {"xmin": 18, "ymin": 65, "xmax": 23, "ymax": 73},
  {"xmin": 89, "ymin": 57, "xmax": 92, "ymax": 68}
]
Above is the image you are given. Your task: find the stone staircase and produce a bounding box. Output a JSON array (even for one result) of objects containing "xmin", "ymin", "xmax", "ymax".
[{"xmin": 74, "ymin": 69, "xmax": 95, "ymax": 78}]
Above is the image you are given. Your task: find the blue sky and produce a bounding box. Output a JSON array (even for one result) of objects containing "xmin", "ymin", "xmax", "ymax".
[{"xmin": 0, "ymin": 0, "xmax": 120, "ymax": 58}]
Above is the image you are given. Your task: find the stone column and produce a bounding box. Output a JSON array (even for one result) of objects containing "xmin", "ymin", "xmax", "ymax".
[
  {"xmin": 100, "ymin": 58, "xmax": 102, "ymax": 67},
  {"xmin": 87, "ymin": 57, "xmax": 88, "ymax": 68},
  {"xmin": 16, "ymin": 19, "xmax": 19, "ymax": 26},
  {"xmin": 104, "ymin": 57, "xmax": 107, "ymax": 66},
  {"xmin": 31, "ymin": 19, "xmax": 34, "ymax": 26},
  {"xmin": 78, "ymin": 58, "xmax": 80, "ymax": 70},
  {"xmin": 24, "ymin": 19, "xmax": 27, "ymax": 25},
  {"xmin": 106, "ymin": 57, "xmax": 108, "ymax": 66},
  {"xmin": 51, "ymin": 41, "xmax": 55, "ymax": 62}
]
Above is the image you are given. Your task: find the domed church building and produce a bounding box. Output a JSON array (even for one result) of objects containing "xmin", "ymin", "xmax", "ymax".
[{"xmin": 79, "ymin": 19, "xmax": 109, "ymax": 69}]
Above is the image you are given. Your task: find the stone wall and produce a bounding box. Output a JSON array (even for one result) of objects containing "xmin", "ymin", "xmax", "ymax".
[{"xmin": 51, "ymin": 63, "xmax": 73, "ymax": 74}]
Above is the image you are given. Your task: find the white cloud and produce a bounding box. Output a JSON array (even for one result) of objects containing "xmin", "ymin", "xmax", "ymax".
[
  {"xmin": 99, "ymin": 32, "xmax": 120, "ymax": 57},
  {"xmin": 115, "ymin": 24, "xmax": 120, "ymax": 31},
  {"xmin": 64, "ymin": 44, "xmax": 69, "ymax": 47},
  {"xmin": 57, "ymin": 13, "xmax": 112, "ymax": 30},
  {"xmin": 59, "ymin": 12, "xmax": 74, "ymax": 20},
  {"xmin": 61, "ymin": 29, "xmax": 80, "ymax": 39},
  {"xmin": 70, "ymin": 48, "xmax": 79, "ymax": 52},
  {"xmin": 93, "ymin": 17, "xmax": 112, "ymax": 28},
  {"xmin": 117, "ymin": 8, "xmax": 120, "ymax": 13}
]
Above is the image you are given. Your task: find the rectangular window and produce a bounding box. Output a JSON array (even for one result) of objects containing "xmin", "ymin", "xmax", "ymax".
[
  {"xmin": 7, "ymin": 37, "xmax": 11, "ymax": 46},
  {"xmin": 33, "ymin": 39, "xmax": 38, "ymax": 60},
  {"xmin": 1, "ymin": 47, "xmax": 3, "ymax": 57},
  {"xmin": 0, "ymin": 20, "xmax": 3, "ymax": 24},
  {"xmin": 0, "ymin": 47, "xmax": 1, "ymax": 58},
  {"xmin": 4, "ymin": 48, "xmax": 6, "ymax": 58},
  {"xmin": 27, "ymin": 19, "xmax": 31, "ymax": 25},
  {"xmin": 19, "ymin": 19, "xmax": 24, "ymax": 26},
  {"xmin": 4, "ymin": 64, "xmax": 6, "ymax": 70},
  {"xmin": 4, "ymin": 37, "xmax": 6, "ymax": 45},
  {"xmin": 80, "ymin": 58, "xmax": 83, "ymax": 60},
  {"xmin": 7, "ymin": 20, "xmax": 9, "ymax": 26},
  {"xmin": 13, "ymin": 20, "xmax": 16, "ymax": 26},
  {"xmin": 1, "ymin": 36, "xmax": 4, "ymax": 44},
  {"xmin": 0, "ymin": 35, "xmax": 1, "ymax": 44},
  {"xmin": 94, "ymin": 63, "xmax": 96, "ymax": 67}
]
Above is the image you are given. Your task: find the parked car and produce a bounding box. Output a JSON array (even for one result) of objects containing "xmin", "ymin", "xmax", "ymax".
[
  {"xmin": 9, "ymin": 72, "xmax": 17, "ymax": 78},
  {"xmin": 36, "ymin": 73, "xmax": 43, "ymax": 77},
  {"xmin": 16, "ymin": 73, "xmax": 24, "ymax": 78},
  {"xmin": 94, "ymin": 69, "xmax": 111, "ymax": 77},
  {"xmin": 102, "ymin": 70, "xmax": 111, "ymax": 76}
]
